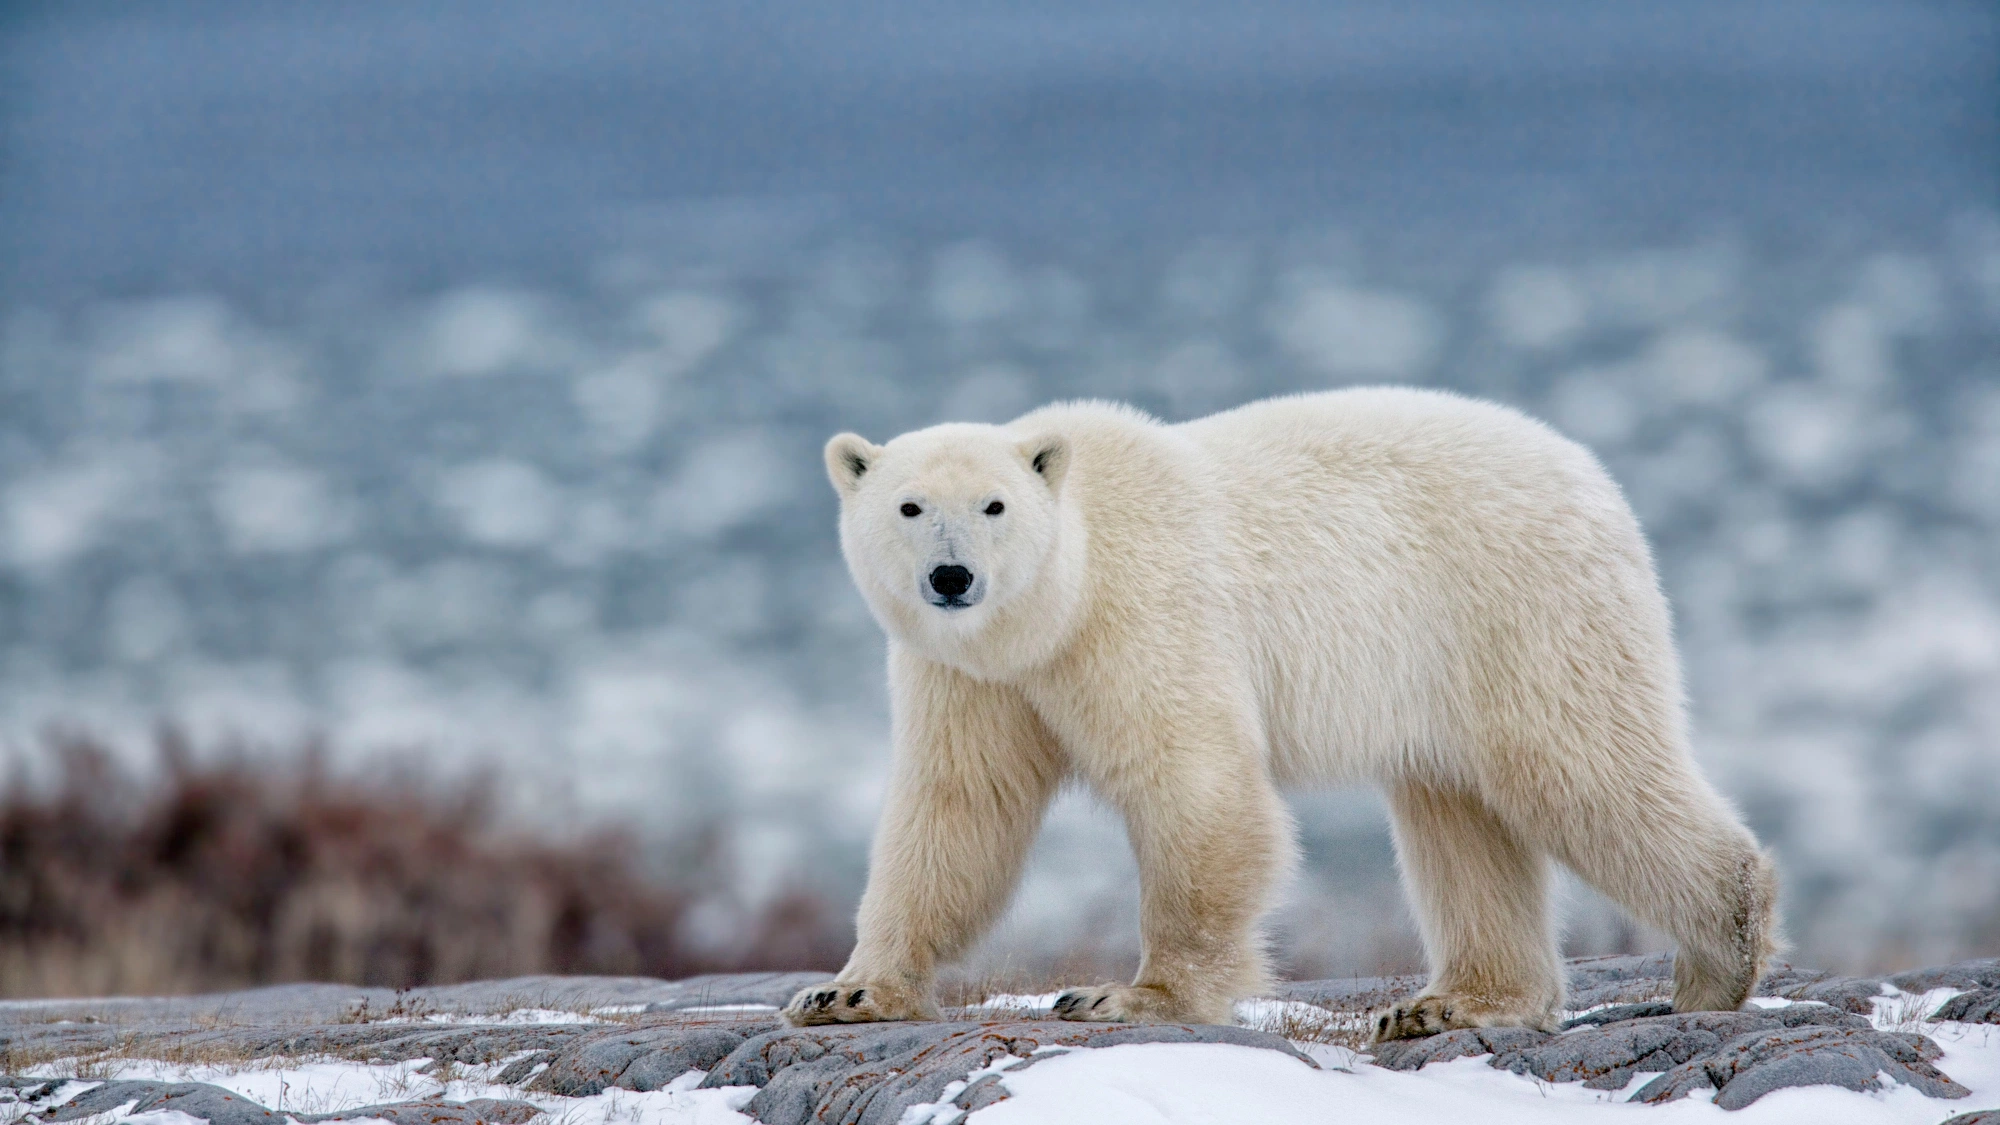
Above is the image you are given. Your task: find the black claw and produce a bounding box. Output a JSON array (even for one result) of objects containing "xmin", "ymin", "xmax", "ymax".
[
  {"xmin": 848, "ymin": 989, "xmax": 866, "ymax": 1007},
  {"xmin": 1090, "ymin": 995, "xmax": 1108, "ymax": 1010}
]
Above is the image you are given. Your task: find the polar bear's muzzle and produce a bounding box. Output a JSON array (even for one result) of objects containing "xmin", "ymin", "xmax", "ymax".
[{"xmin": 926, "ymin": 564, "xmax": 983, "ymax": 609}]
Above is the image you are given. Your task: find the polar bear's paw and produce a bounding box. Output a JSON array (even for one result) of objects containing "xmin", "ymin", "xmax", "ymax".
[
  {"xmin": 782, "ymin": 981, "xmax": 937, "ymax": 1026},
  {"xmin": 1051, "ymin": 983, "xmax": 1192, "ymax": 1023},
  {"xmin": 1370, "ymin": 994, "xmax": 1556, "ymax": 1042}
]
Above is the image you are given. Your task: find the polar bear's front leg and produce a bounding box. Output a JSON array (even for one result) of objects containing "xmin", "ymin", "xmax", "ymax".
[
  {"xmin": 784, "ymin": 980, "xmax": 936, "ymax": 1025},
  {"xmin": 784, "ymin": 653, "xmax": 1064, "ymax": 1027},
  {"xmin": 1371, "ymin": 781, "xmax": 1564, "ymax": 1042},
  {"xmin": 1054, "ymin": 723, "xmax": 1292, "ymax": 1027}
]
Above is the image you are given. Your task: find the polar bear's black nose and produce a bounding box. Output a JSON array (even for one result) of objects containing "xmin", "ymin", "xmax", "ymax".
[{"xmin": 929, "ymin": 565, "xmax": 974, "ymax": 598}]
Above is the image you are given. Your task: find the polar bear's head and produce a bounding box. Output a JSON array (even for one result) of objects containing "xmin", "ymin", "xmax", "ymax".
[{"xmin": 824, "ymin": 423, "xmax": 1071, "ymax": 656}]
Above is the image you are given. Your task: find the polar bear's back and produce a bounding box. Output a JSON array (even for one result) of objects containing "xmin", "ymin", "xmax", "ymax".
[{"xmin": 1176, "ymin": 387, "xmax": 1681, "ymax": 783}]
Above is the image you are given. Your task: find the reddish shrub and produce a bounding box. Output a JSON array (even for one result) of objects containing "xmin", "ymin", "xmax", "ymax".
[{"xmin": 0, "ymin": 732, "xmax": 848, "ymax": 997}]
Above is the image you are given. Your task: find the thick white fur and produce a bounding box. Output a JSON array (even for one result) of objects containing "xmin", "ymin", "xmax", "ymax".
[{"xmin": 786, "ymin": 388, "xmax": 1779, "ymax": 1036}]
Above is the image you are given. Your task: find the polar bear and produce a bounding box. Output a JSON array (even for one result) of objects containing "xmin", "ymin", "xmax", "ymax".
[{"xmin": 785, "ymin": 387, "xmax": 1778, "ymax": 1038}]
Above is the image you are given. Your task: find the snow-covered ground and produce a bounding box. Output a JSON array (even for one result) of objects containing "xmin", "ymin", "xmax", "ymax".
[
  {"xmin": 9, "ymin": 992, "xmax": 1996, "ymax": 1125},
  {"xmin": 974, "ymin": 1024, "xmax": 2000, "ymax": 1125},
  {"xmin": 3, "ymin": 1061, "xmax": 761, "ymax": 1125}
]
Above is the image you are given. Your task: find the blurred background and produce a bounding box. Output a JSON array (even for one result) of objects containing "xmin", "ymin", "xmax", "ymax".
[{"xmin": 1, "ymin": 1, "xmax": 1997, "ymax": 997}]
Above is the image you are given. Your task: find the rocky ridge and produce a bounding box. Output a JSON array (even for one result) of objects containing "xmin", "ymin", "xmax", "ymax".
[{"xmin": 1, "ymin": 956, "xmax": 1995, "ymax": 1124}]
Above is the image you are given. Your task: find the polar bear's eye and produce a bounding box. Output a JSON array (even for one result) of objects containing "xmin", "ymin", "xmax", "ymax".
[
  {"xmin": 984, "ymin": 501, "xmax": 1005, "ymax": 515},
  {"xmin": 900, "ymin": 503, "xmax": 922, "ymax": 518}
]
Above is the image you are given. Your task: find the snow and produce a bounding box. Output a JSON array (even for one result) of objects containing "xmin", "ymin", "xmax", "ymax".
[
  {"xmin": 965, "ymin": 993, "xmax": 1062, "ymax": 1015},
  {"xmin": 13, "ymin": 1057, "xmax": 759, "ymax": 1125},
  {"xmin": 964, "ymin": 993, "xmax": 2000, "ymax": 1125},
  {"xmin": 973, "ymin": 1031, "xmax": 2000, "ymax": 1125},
  {"xmin": 371, "ymin": 1007, "xmax": 613, "ymax": 1025},
  {"xmin": 674, "ymin": 1004, "xmax": 778, "ymax": 1014}
]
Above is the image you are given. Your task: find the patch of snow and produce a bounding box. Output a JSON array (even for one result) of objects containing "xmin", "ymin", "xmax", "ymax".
[
  {"xmin": 675, "ymin": 1004, "xmax": 778, "ymax": 1014},
  {"xmin": 899, "ymin": 1050, "xmax": 1040, "ymax": 1125},
  {"xmin": 1869, "ymin": 986, "xmax": 1967, "ymax": 1030},
  {"xmin": 370, "ymin": 1008, "xmax": 610, "ymax": 1026},
  {"xmin": 966, "ymin": 993, "xmax": 1062, "ymax": 1014},
  {"xmin": 969, "ymin": 1034, "xmax": 2000, "ymax": 1124},
  {"xmin": 1745, "ymin": 996, "xmax": 1820, "ymax": 1009},
  {"xmin": 1231, "ymin": 998, "xmax": 1365, "ymax": 1045},
  {"xmin": 19, "ymin": 1057, "xmax": 759, "ymax": 1125}
]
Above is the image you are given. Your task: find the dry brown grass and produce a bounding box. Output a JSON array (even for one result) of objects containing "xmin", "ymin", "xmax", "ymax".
[
  {"xmin": 0, "ymin": 732, "xmax": 849, "ymax": 999},
  {"xmin": 1242, "ymin": 1000, "xmax": 1373, "ymax": 1051}
]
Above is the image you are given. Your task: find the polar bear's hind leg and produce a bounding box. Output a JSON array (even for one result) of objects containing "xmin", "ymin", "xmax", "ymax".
[{"xmin": 1500, "ymin": 756, "xmax": 1781, "ymax": 1017}]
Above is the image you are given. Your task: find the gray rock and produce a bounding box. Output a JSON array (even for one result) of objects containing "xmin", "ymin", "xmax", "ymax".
[
  {"xmin": 1561, "ymin": 1002, "xmax": 1675, "ymax": 1028},
  {"xmin": 495, "ymin": 1051, "xmax": 557, "ymax": 1084},
  {"xmin": 1367, "ymin": 1000, "xmax": 1971, "ymax": 1109},
  {"xmin": 1499, "ymin": 1008, "xmax": 1865, "ymax": 1092},
  {"xmin": 951, "ymin": 1073, "xmax": 1011, "ymax": 1115},
  {"xmin": 1369, "ymin": 1027, "xmax": 1553, "ymax": 1071},
  {"xmin": 3, "ymin": 1077, "xmax": 545, "ymax": 1125},
  {"xmin": 1890, "ymin": 959, "xmax": 2000, "ymax": 993},
  {"xmin": 701, "ymin": 1020, "xmax": 1315, "ymax": 1125},
  {"xmin": 1755, "ymin": 965, "xmax": 1886, "ymax": 1015},
  {"xmin": 1935, "ymin": 990, "xmax": 2000, "ymax": 1024},
  {"xmin": 40, "ymin": 1081, "xmax": 289, "ymax": 1125},
  {"xmin": 1633, "ymin": 1024, "xmax": 1969, "ymax": 1109},
  {"xmin": 297, "ymin": 1097, "xmax": 546, "ymax": 1124},
  {"xmin": 0, "ymin": 973, "xmax": 834, "ymax": 1028},
  {"xmin": 1940, "ymin": 1112, "xmax": 2000, "ymax": 1125},
  {"xmin": 534, "ymin": 1021, "xmax": 771, "ymax": 1095}
]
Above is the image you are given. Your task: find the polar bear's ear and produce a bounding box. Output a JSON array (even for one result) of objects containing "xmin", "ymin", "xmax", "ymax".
[
  {"xmin": 824, "ymin": 433, "xmax": 881, "ymax": 496},
  {"xmin": 1019, "ymin": 435, "xmax": 1069, "ymax": 494}
]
